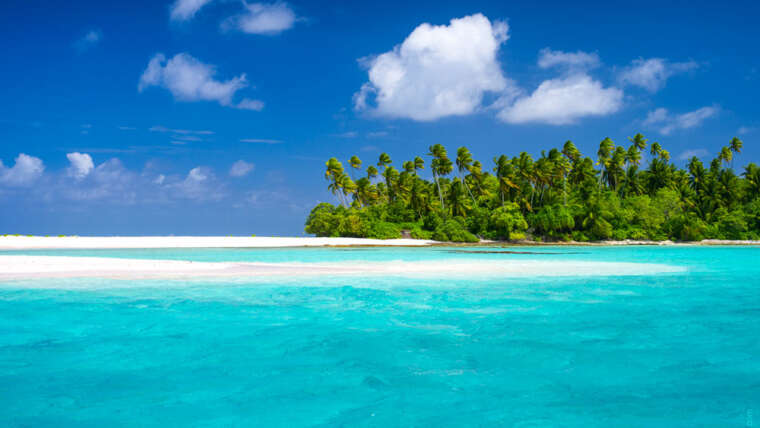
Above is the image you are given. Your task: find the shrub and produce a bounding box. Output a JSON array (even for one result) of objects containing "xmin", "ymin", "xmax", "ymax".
[{"xmin": 433, "ymin": 220, "xmax": 479, "ymax": 243}]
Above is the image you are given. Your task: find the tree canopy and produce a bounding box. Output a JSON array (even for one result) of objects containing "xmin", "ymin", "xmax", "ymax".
[{"xmin": 306, "ymin": 135, "xmax": 758, "ymax": 242}]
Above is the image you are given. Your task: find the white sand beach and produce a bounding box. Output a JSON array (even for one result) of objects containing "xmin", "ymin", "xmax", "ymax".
[
  {"xmin": 0, "ymin": 235, "xmax": 434, "ymax": 250},
  {"xmin": 0, "ymin": 255, "xmax": 684, "ymax": 282}
]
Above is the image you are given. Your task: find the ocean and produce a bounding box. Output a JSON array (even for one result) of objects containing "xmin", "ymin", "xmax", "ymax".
[{"xmin": 1, "ymin": 246, "xmax": 758, "ymax": 426}]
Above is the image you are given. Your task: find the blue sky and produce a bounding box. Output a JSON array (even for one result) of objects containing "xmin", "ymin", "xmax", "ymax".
[{"xmin": 1, "ymin": 0, "xmax": 758, "ymax": 235}]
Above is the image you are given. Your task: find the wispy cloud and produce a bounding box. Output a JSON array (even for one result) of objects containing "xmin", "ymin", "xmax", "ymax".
[
  {"xmin": 221, "ymin": 2, "xmax": 298, "ymax": 35},
  {"xmin": 537, "ymin": 48, "xmax": 600, "ymax": 71},
  {"xmin": 74, "ymin": 29, "xmax": 102, "ymax": 52},
  {"xmin": 138, "ymin": 53, "xmax": 264, "ymax": 111},
  {"xmin": 149, "ymin": 125, "xmax": 214, "ymax": 135},
  {"xmin": 118, "ymin": 126, "xmax": 137, "ymax": 131},
  {"xmin": 738, "ymin": 126, "xmax": 755, "ymax": 135},
  {"xmin": 643, "ymin": 105, "xmax": 718, "ymax": 135},
  {"xmin": 618, "ymin": 58, "xmax": 698, "ymax": 92},
  {"xmin": 366, "ymin": 131, "xmax": 389, "ymax": 138},
  {"xmin": 332, "ymin": 131, "xmax": 358, "ymax": 138},
  {"xmin": 169, "ymin": 0, "xmax": 214, "ymax": 21},
  {"xmin": 240, "ymin": 138, "xmax": 282, "ymax": 144},
  {"xmin": 229, "ymin": 160, "xmax": 255, "ymax": 177},
  {"xmin": 677, "ymin": 149, "xmax": 709, "ymax": 160}
]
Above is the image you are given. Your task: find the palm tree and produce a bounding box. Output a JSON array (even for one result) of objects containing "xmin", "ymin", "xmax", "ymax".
[
  {"xmin": 597, "ymin": 137, "xmax": 614, "ymax": 188},
  {"xmin": 377, "ymin": 153, "xmax": 392, "ymax": 171},
  {"xmin": 366, "ymin": 165, "xmax": 378, "ymax": 180},
  {"xmin": 729, "ymin": 137, "xmax": 743, "ymax": 169},
  {"xmin": 456, "ymin": 146, "xmax": 477, "ymax": 204},
  {"xmin": 402, "ymin": 161, "xmax": 415, "ymax": 174},
  {"xmin": 428, "ymin": 144, "xmax": 453, "ymax": 210},
  {"xmin": 719, "ymin": 146, "xmax": 733, "ymax": 168},
  {"xmin": 348, "ymin": 155, "xmax": 362, "ymax": 179},
  {"xmin": 414, "ymin": 156, "xmax": 425, "ymax": 174},
  {"xmin": 743, "ymin": 163, "xmax": 760, "ymax": 200},
  {"xmin": 325, "ymin": 157, "xmax": 347, "ymax": 206},
  {"xmin": 562, "ymin": 140, "xmax": 581, "ymax": 163},
  {"xmin": 628, "ymin": 133, "xmax": 648, "ymax": 163}
]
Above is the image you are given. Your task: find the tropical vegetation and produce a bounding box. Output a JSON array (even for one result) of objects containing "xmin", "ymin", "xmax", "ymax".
[{"xmin": 305, "ymin": 135, "xmax": 759, "ymax": 242}]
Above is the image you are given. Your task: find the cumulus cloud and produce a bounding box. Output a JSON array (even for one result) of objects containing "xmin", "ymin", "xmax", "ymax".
[
  {"xmin": 66, "ymin": 152, "xmax": 94, "ymax": 180},
  {"xmin": 643, "ymin": 106, "xmax": 718, "ymax": 135},
  {"xmin": 138, "ymin": 53, "xmax": 264, "ymax": 110},
  {"xmin": 499, "ymin": 73, "xmax": 623, "ymax": 125},
  {"xmin": 229, "ymin": 160, "xmax": 255, "ymax": 177},
  {"xmin": 618, "ymin": 58, "xmax": 698, "ymax": 92},
  {"xmin": 538, "ymin": 48, "xmax": 599, "ymax": 71},
  {"xmin": 0, "ymin": 153, "xmax": 45, "ymax": 187},
  {"xmin": 354, "ymin": 14, "xmax": 511, "ymax": 121},
  {"xmin": 168, "ymin": 166, "xmax": 224, "ymax": 201},
  {"xmin": 497, "ymin": 47, "xmax": 622, "ymax": 125},
  {"xmin": 62, "ymin": 158, "xmax": 137, "ymax": 202},
  {"xmin": 222, "ymin": 2, "xmax": 297, "ymax": 35},
  {"xmin": 170, "ymin": 0, "xmax": 214, "ymax": 21}
]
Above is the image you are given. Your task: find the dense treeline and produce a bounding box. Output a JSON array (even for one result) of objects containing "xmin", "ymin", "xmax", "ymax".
[{"xmin": 305, "ymin": 134, "xmax": 759, "ymax": 242}]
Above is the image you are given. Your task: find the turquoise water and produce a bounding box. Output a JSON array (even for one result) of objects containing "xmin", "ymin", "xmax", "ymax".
[{"xmin": 1, "ymin": 246, "xmax": 759, "ymax": 426}]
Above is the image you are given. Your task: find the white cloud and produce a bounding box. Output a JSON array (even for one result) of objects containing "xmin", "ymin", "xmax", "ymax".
[
  {"xmin": 354, "ymin": 14, "xmax": 510, "ymax": 121},
  {"xmin": 66, "ymin": 152, "xmax": 94, "ymax": 180},
  {"xmin": 678, "ymin": 149, "xmax": 709, "ymax": 160},
  {"xmin": 170, "ymin": 0, "xmax": 214, "ymax": 21},
  {"xmin": 618, "ymin": 58, "xmax": 698, "ymax": 92},
  {"xmin": 538, "ymin": 48, "xmax": 599, "ymax": 70},
  {"xmin": 499, "ymin": 74, "xmax": 623, "ymax": 125},
  {"xmin": 138, "ymin": 53, "xmax": 263, "ymax": 110},
  {"xmin": 229, "ymin": 160, "xmax": 255, "ymax": 177},
  {"xmin": 240, "ymin": 138, "xmax": 282, "ymax": 144},
  {"xmin": 644, "ymin": 106, "xmax": 718, "ymax": 135},
  {"xmin": 149, "ymin": 125, "xmax": 214, "ymax": 135},
  {"xmin": 236, "ymin": 98, "xmax": 265, "ymax": 111},
  {"xmin": 0, "ymin": 153, "xmax": 45, "ymax": 187},
  {"xmin": 333, "ymin": 131, "xmax": 358, "ymax": 138},
  {"xmin": 74, "ymin": 29, "xmax": 102, "ymax": 52},
  {"xmin": 169, "ymin": 166, "xmax": 224, "ymax": 201},
  {"xmin": 222, "ymin": 2, "xmax": 297, "ymax": 35},
  {"xmin": 738, "ymin": 126, "xmax": 754, "ymax": 135}
]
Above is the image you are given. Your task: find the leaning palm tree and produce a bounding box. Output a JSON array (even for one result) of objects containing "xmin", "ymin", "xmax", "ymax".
[
  {"xmin": 456, "ymin": 146, "xmax": 477, "ymax": 204},
  {"xmin": 377, "ymin": 153, "xmax": 392, "ymax": 171},
  {"xmin": 729, "ymin": 137, "xmax": 743, "ymax": 169},
  {"xmin": 366, "ymin": 165, "xmax": 378, "ymax": 180},
  {"xmin": 413, "ymin": 156, "xmax": 425, "ymax": 174},
  {"xmin": 428, "ymin": 144, "xmax": 452, "ymax": 211},
  {"xmin": 348, "ymin": 155, "xmax": 362, "ymax": 179},
  {"xmin": 597, "ymin": 137, "xmax": 614, "ymax": 189}
]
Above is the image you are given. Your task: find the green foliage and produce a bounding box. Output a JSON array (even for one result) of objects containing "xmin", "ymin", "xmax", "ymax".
[
  {"xmin": 489, "ymin": 203, "xmax": 528, "ymax": 240},
  {"xmin": 432, "ymin": 220, "xmax": 479, "ymax": 243},
  {"xmin": 310, "ymin": 136, "xmax": 760, "ymax": 242}
]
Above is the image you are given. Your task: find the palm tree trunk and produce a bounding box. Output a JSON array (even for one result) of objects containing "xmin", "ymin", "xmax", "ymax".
[{"xmin": 434, "ymin": 173, "xmax": 445, "ymax": 210}]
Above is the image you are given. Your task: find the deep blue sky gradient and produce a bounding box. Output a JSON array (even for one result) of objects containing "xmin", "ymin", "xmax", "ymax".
[{"xmin": 1, "ymin": 0, "xmax": 758, "ymax": 235}]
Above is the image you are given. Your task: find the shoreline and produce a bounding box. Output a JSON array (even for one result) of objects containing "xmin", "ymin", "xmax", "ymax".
[
  {"xmin": 0, "ymin": 236, "xmax": 435, "ymax": 250},
  {"xmin": 0, "ymin": 236, "xmax": 759, "ymax": 251}
]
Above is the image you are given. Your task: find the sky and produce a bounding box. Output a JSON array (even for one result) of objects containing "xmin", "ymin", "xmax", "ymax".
[{"xmin": 1, "ymin": 0, "xmax": 758, "ymax": 235}]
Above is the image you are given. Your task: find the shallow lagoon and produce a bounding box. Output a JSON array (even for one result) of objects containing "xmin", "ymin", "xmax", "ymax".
[{"xmin": 1, "ymin": 246, "xmax": 758, "ymax": 426}]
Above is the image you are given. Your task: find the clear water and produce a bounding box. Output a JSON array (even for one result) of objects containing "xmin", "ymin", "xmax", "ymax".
[{"xmin": 1, "ymin": 246, "xmax": 758, "ymax": 427}]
